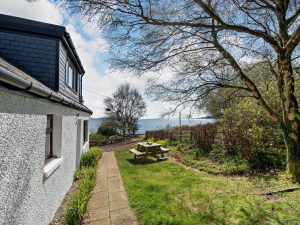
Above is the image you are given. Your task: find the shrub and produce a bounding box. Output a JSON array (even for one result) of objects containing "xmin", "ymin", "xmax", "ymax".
[
  {"xmin": 65, "ymin": 147, "xmax": 101, "ymax": 225},
  {"xmin": 146, "ymin": 137, "xmax": 156, "ymax": 142},
  {"xmin": 109, "ymin": 134, "xmax": 122, "ymax": 140},
  {"xmin": 89, "ymin": 133, "xmax": 108, "ymax": 147},
  {"xmin": 193, "ymin": 148, "xmax": 202, "ymax": 160},
  {"xmin": 219, "ymin": 98, "xmax": 285, "ymax": 171},
  {"xmin": 97, "ymin": 121, "xmax": 119, "ymax": 136},
  {"xmin": 247, "ymin": 148, "xmax": 286, "ymax": 170},
  {"xmin": 156, "ymin": 139, "xmax": 170, "ymax": 147},
  {"xmin": 80, "ymin": 147, "xmax": 101, "ymax": 168}
]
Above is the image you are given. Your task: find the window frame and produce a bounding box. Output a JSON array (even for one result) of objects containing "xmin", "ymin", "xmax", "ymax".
[
  {"xmin": 45, "ymin": 115, "xmax": 53, "ymax": 161},
  {"xmin": 65, "ymin": 58, "xmax": 78, "ymax": 92},
  {"xmin": 83, "ymin": 120, "xmax": 88, "ymax": 144}
]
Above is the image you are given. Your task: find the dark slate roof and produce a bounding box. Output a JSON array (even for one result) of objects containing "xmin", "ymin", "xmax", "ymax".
[
  {"xmin": 0, "ymin": 57, "xmax": 92, "ymax": 114},
  {"xmin": 0, "ymin": 14, "xmax": 85, "ymax": 75}
]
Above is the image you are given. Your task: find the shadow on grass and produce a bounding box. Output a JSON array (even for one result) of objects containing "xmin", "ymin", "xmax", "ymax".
[{"xmin": 126, "ymin": 157, "xmax": 163, "ymax": 165}]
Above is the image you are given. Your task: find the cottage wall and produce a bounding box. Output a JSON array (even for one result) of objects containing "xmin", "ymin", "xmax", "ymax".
[{"xmin": 0, "ymin": 89, "xmax": 90, "ymax": 225}]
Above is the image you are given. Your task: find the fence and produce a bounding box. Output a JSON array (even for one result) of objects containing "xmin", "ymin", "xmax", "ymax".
[{"xmin": 145, "ymin": 124, "xmax": 218, "ymax": 152}]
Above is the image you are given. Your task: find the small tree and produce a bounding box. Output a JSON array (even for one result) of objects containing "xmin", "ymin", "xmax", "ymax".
[{"xmin": 104, "ymin": 84, "xmax": 146, "ymax": 136}]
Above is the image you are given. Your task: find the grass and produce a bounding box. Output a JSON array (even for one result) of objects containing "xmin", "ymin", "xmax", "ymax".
[{"xmin": 116, "ymin": 150, "xmax": 300, "ymax": 225}]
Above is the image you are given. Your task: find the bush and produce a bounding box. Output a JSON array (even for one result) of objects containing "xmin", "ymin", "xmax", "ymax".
[
  {"xmin": 80, "ymin": 147, "xmax": 101, "ymax": 168},
  {"xmin": 89, "ymin": 133, "xmax": 108, "ymax": 147},
  {"xmin": 109, "ymin": 134, "xmax": 122, "ymax": 140},
  {"xmin": 193, "ymin": 148, "xmax": 202, "ymax": 160},
  {"xmin": 97, "ymin": 120, "xmax": 119, "ymax": 136},
  {"xmin": 146, "ymin": 137, "xmax": 156, "ymax": 142},
  {"xmin": 247, "ymin": 148, "xmax": 286, "ymax": 170},
  {"xmin": 219, "ymin": 98, "xmax": 285, "ymax": 171},
  {"xmin": 65, "ymin": 147, "xmax": 101, "ymax": 225},
  {"xmin": 156, "ymin": 139, "xmax": 170, "ymax": 147}
]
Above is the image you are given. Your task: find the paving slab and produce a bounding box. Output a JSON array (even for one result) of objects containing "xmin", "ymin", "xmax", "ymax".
[{"xmin": 84, "ymin": 151, "xmax": 137, "ymax": 225}]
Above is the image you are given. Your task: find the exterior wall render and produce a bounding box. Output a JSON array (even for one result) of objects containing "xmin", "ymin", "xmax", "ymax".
[{"xmin": 0, "ymin": 89, "xmax": 90, "ymax": 225}]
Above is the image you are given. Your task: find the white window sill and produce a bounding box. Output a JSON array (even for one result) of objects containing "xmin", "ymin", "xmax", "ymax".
[{"xmin": 44, "ymin": 158, "xmax": 63, "ymax": 178}]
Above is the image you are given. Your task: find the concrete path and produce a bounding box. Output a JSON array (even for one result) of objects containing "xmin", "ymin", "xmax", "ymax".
[
  {"xmin": 83, "ymin": 152, "xmax": 137, "ymax": 225},
  {"xmin": 100, "ymin": 139, "xmax": 142, "ymax": 152}
]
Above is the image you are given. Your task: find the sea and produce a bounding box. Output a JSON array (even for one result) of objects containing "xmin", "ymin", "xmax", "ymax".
[{"xmin": 89, "ymin": 117, "xmax": 215, "ymax": 134}]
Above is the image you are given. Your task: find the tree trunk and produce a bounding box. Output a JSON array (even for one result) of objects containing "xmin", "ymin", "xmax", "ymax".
[
  {"xmin": 283, "ymin": 122, "xmax": 300, "ymax": 182},
  {"xmin": 279, "ymin": 56, "xmax": 300, "ymax": 182}
]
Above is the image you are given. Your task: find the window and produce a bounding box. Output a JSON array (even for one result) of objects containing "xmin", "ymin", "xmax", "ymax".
[
  {"xmin": 73, "ymin": 71, "xmax": 78, "ymax": 92},
  {"xmin": 45, "ymin": 115, "xmax": 53, "ymax": 160},
  {"xmin": 65, "ymin": 59, "xmax": 78, "ymax": 91},
  {"xmin": 83, "ymin": 120, "xmax": 88, "ymax": 143}
]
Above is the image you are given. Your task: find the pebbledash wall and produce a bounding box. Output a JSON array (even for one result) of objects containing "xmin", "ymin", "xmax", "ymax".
[{"xmin": 0, "ymin": 88, "xmax": 90, "ymax": 225}]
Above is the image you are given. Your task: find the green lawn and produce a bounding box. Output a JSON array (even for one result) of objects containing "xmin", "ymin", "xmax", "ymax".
[{"xmin": 116, "ymin": 150, "xmax": 300, "ymax": 225}]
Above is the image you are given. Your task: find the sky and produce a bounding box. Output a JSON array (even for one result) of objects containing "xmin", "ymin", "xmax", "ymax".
[{"xmin": 0, "ymin": 0, "xmax": 204, "ymax": 119}]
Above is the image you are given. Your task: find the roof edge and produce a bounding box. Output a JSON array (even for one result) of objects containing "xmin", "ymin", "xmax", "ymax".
[
  {"xmin": 0, "ymin": 65, "xmax": 92, "ymax": 114},
  {"xmin": 62, "ymin": 32, "xmax": 85, "ymax": 75},
  {"xmin": 0, "ymin": 14, "xmax": 85, "ymax": 75}
]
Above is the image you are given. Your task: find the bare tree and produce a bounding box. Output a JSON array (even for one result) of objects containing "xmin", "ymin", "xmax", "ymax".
[
  {"xmin": 104, "ymin": 83, "xmax": 146, "ymax": 136},
  {"xmin": 62, "ymin": 0, "xmax": 300, "ymax": 181}
]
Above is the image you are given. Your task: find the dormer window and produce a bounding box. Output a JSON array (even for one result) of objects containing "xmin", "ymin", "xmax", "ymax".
[{"xmin": 65, "ymin": 59, "xmax": 78, "ymax": 92}]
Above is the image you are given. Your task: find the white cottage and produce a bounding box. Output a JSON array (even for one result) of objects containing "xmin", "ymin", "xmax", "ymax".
[{"xmin": 0, "ymin": 14, "xmax": 92, "ymax": 225}]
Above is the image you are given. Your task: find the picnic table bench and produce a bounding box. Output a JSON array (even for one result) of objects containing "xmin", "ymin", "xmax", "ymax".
[{"xmin": 129, "ymin": 142, "xmax": 170, "ymax": 160}]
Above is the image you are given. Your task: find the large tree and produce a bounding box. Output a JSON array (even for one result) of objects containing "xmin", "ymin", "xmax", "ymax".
[
  {"xmin": 104, "ymin": 83, "xmax": 146, "ymax": 136},
  {"xmin": 63, "ymin": 0, "xmax": 300, "ymax": 181}
]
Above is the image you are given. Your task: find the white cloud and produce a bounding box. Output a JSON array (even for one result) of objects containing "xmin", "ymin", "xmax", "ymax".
[
  {"xmin": 0, "ymin": 0, "xmax": 63, "ymax": 25},
  {"xmin": 0, "ymin": 0, "xmax": 181, "ymax": 118}
]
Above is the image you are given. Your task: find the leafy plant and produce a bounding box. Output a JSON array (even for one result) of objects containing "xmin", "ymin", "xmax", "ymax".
[
  {"xmin": 65, "ymin": 167, "xmax": 97, "ymax": 225},
  {"xmin": 80, "ymin": 147, "xmax": 101, "ymax": 168},
  {"xmin": 193, "ymin": 148, "xmax": 202, "ymax": 160},
  {"xmin": 146, "ymin": 137, "xmax": 156, "ymax": 143},
  {"xmin": 89, "ymin": 133, "xmax": 108, "ymax": 147},
  {"xmin": 156, "ymin": 139, "xmax": 170, "ymax": 147},
  {"xmin": 64, "ymin": 147, "xmax": 101, "ymax": 225}
]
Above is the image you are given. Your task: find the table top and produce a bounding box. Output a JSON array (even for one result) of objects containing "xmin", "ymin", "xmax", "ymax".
[{"xmin": 138, "ymin": 142, "xmax": 161, "ymax": 148}]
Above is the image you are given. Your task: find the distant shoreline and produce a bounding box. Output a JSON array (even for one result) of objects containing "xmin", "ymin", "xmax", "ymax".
[{"xmin": 90, "ymin": 117, "xmax": 215, "ymax": 134}]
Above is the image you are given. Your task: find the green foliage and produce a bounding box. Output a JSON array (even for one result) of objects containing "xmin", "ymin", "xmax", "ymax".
[
  {"xmin": 109, "ymin": 134, "xmax": 122, "ymax": 140},
  {"xmin": 65, "ymin": 167, "xmax": 97, "ymax": 225},
  {"xmin": 89, "ymin": 133, "xmax": 108, "ymax": 147},
  {"xmin": 173, "ymin": 143, "xmax": 249, "ymax": 175},
  {"xmin": 97, "ymin": 119, "xmax": 119, "ymax": 136},
  {"xmin": 156, "ymin": 139, "xmax": 170, "ymax": 147},
  {"xmin": 193, "ymin": 148, "xmax": 202, "ymax": 160},
  {"xmin": 80, "ymin": 147, "xmax": 101, "ymax": 168},
  {"xmin": 64, "ymin": 147, "xmax": 101, "ymax": 225},
  {"xmin": 74, "ymin": 168, "xmax": 81, "ymax": 181},
  {"xmin": 146, "ymin": 137, "xmax": 156, "ymax": 143},
  {"xmin": 219, "ymin": 97, "xmax": 285, "ymax": 170}
]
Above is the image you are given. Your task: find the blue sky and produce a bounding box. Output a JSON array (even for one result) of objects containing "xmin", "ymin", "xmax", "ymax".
[{"xmin": 0, "ymin": 0, "xmax": 204, "ymax": 119}]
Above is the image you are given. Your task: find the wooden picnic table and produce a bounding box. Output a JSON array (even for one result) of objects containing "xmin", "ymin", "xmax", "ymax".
[{"xmin": 129, "ymin": 142, "xmax": 170, "ymax": 160}]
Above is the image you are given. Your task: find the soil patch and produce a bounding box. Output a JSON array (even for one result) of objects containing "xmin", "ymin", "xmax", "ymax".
[{"xmin": 50, "ymin": 180, "xmax": 79, "ymax": 225}]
